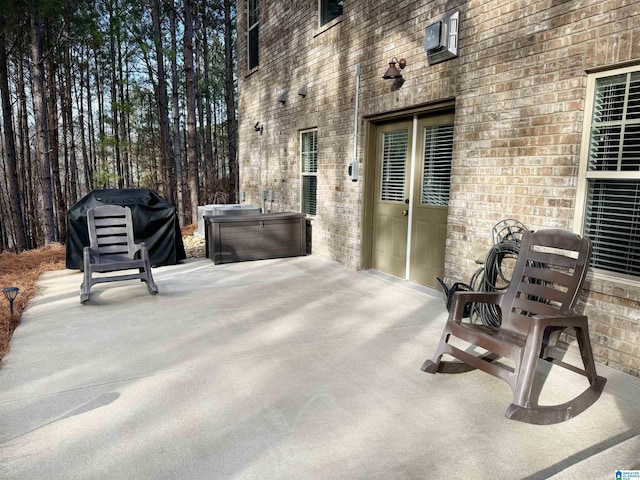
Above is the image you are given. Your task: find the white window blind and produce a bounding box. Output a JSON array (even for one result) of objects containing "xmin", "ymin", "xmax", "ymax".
[
  {"xmin": 589, "ymin": 72, "xmax": 640, "ymax": 171},
  {"xmin": 302, "ymin": 176, "xmax": 317, "ymax": 216},
  {"xmin": 301, "ymin": 131, "xmax": 317, "ymax": 173},
  {"xmin": 301, "ymin": 130, "xmax": 317, "ymax": 216},
  {"xmin": 584, "ymin": 70, "xmax": 640, "ymax": 276},
  {"xmin": 380, "ymin": 130, "xmax": 408, "ymax": 202},
  {"xmin": 585, "ymin": 180, "xmax": 640, "ymax": 276},
  {"xmin": 421, "ymin": 124, "xmax": 454, "ymax": 206}
]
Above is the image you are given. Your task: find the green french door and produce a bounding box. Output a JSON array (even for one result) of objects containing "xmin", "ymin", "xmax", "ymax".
[{"xmin": 371, "ymin": 113, "xmax": 454, "ymax": 289}]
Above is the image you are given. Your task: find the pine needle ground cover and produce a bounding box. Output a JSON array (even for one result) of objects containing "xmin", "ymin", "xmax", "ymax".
[{"xmin": 0, "ymin": 244, "xmax": 66, "ymax": 362}]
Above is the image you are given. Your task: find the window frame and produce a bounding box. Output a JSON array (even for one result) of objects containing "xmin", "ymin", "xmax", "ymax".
[
  {"xmin": 575, "ymin": 64, "xmax": 640, "ymax": 284},
  {"xmin": 318, "ymin": 0, "xmax": 343, "ymax": 27},
  {"xmin": 300, "ymin": 128, "xmax": 318, "ymax": 217},
  {"xmin": 247, "ymin": 0, "xmax": 259, "ymax": 71}
]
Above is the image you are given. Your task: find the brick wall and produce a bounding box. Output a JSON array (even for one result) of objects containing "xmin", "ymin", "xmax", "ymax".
[
  {"xmin": 238, "ymin": 0, "xmax": 640, "ymax": 376},
  {"xmin": 449, "ymin": 0, "xmax": 640, "ymax": 377}
]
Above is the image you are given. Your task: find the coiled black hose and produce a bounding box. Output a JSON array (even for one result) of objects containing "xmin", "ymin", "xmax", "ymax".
[
  {"xmin": 437, "ymin": 219, "xmax": 529, "ymax": 327},
  {"xmin": 470, "ymin": 239, "xmax": 522, "ymax": 327}
]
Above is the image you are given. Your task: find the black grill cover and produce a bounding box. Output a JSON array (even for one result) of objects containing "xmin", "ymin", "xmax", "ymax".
[{"xmin": 66, "ymin": 188, "xmax": 186, "ymax": 269}]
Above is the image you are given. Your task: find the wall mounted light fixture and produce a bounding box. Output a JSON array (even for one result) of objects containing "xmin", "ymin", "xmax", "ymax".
[
  {"xmin": 254, "ymin": 122, "xmax": 263, "ymax": 134},
  {"xmin": 382, "ymin": 57, "xmax": 407, "ymax": 79}
]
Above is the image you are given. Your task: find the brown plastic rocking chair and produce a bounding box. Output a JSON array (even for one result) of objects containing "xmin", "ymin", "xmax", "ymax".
[{"xmin": 422, "ymin": 229, "xmax": 606, "ymax": 424}]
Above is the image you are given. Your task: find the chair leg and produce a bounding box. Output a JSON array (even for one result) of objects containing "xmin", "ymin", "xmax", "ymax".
[
  {"xmin": 505, "ymin": 374, "xmax": 606, "ymax": 424},
  {"xmin": 510, "ymin": 328, "xmax": 542, "ymax": 409},
  {"xmin": 423, "ymin": 357, "xmax": 477, "ymax": 374},
  {"xmin": 575, "ymin": 325, "xmax": 599, "ymax": 383},
  {"xmin": 421, "ymin": 329, "xmax": 451, "ymax": 373},
  {"xmin": 140, "ymin": 247, "xmax": 159, "ymax": 295},
  {"xmin": 505, "ymin": 325, "xmax": 607, "ymax": 425},
  {"xmin": 146, "ymin": 274, "xmax": 159, "ymax": 295},
  {"xmin": 422, "ymin": 328, "xmax": 500, "ymax": 374},
  {"xmin": 80, "ymin": 249, "xmax": 92, "ymax": 303},
  {"xmin": 424, "ymin": 351, "xmax": 500, "ymax": 374}
]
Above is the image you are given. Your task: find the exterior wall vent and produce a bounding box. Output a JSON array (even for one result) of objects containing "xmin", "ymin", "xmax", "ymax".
[{"xmin": 424, "ymin": 11, "xmax": 459, "ymax": 65}]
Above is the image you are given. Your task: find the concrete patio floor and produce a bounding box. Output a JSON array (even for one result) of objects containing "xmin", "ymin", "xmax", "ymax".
[{"xmin": 0, "ymin": 255, "xmax": 638, "ymax": 479}]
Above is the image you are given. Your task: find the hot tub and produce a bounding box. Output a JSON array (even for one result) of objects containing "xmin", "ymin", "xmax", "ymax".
[{"xmin": 197, "ymin": 204, "xmax": 261, "ymax": 236}]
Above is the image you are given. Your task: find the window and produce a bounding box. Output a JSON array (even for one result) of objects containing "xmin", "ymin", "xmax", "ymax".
[
  {"xmin": 380, "ymin": 130, "xmax": 408, "ymax": 202},
  {"xmin": 421, "ymin": 123, "xmax": 454, "ymax": 206},
  {"xmin": 577, "ymin": 66, "xmax": 640, "ymax": 278},
  {"xmin": 301, "ymin": 129, "xmax": 318, "ymax": 216},
  {"xmin": 319, "ymin": 0, "xmax": 343, "ymax": 26},
  {"xmin": 247, "ymin": 0, "xmax": 259, "ymax": 70}
]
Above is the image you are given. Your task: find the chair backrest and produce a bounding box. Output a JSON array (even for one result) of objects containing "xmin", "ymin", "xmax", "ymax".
[
  {"xmin": 87, "ymin": 205, "xmax": 138, "ymax": 263},
  {"xmin": 500, "ymin": 229, "xmax": 592, "ymax": 337}
]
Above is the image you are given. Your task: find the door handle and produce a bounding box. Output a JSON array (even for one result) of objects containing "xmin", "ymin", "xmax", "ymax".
[{"xmin": 402, "ymin": 210, "xmax": 408, "ymax": 216}]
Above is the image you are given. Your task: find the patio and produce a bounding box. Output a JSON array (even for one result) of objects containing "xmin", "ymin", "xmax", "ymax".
[{"xmin": 0, "ymin": 256, "xmax": 638, "ymax": 479}]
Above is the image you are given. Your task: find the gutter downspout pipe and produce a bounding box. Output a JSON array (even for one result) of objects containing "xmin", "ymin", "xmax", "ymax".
[{"xmin": 353, "ymin": 64, "xmax": 361, "ymax": 169}]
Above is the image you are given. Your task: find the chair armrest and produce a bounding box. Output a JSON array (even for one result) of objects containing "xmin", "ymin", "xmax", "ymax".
[
  {"xmin": 449, "ymin": 291, "xmax": 503, "ymax": 323},
  {"xmin": 83, "ymin": 246, "xmax": 100, "ymax": 263},
  {"xmin": 138, "ymin": 242, "xmax": 151, "ymax": 261},
  {"xmin": 132, "ymin": 242, "xmax": 144, "ymax": 258},
  {"xmin": 530, "ymin": 313, "xmax": 588, "ymax": 328}
]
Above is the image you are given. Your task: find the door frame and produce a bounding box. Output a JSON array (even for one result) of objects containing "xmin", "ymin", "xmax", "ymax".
[{"xmin": 360, "ymin": 100, "xmax": 456, "ymax": 273}]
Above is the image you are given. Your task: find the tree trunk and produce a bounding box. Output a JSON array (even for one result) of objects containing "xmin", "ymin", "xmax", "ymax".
[
  {"xmin": 212, "ymin": 98, "xmax": 219, "ymax": 179},
  {"xmin": 195, "ymin": 6, "xmax": 207, "ymax": 200},
  {"xmin": 108, "ymin": 3, "xmax": 123, "ymax": 189},
  {"xmin": 93, "ymin": 45, "xmax": 106, "ymax": 188},
  {"xmin": 124, "ymin": 57, "xmax": 134, "ymax": 187},
  {"xmin": 76, "ymin": 45, "xmax": 92, "ymax": 194},
  {"xmin": 117, "ymin": 16, "xmax": 130, "ymax": 188},
  {"xmin": 0, "ymin": 27, "xmax": 27, "ymax": 251},
  {"xmin": 170, "ymin": 1, "xmax": 184, "ymax": 226},
  {"xmin": 67, "ymin": 56, "xmax": 78, "ymax": 201},
  {"xmin": 46, "ymin": 58, "xmax": 66, "ymax": 242},
  {"xmin": 184, "ymin": 0, "xmax": 199, "ymax": 224},
  {"xmin": 18, "ymin": 55, "xmax": 37, "ymax": 248},
  {"xmin": 224, "ymin": 0, "xmax": 238, "ymax": 203},
  {"xmin": 30, "ymin": 13, "xmax": 56, "ymax": 245},
  {"xmin": 150, "ymin": 0, "xmax": 175, "ymax": 204}
]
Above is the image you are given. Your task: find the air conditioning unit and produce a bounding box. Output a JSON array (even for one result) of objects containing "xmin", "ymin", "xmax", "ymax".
[{"xmin": 424, "ymin": 11, "xmax": 459, "ymax": 65}]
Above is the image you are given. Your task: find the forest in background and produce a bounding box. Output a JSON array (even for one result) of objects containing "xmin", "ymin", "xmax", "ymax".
[{"xmin": 0, "ymin": 0, "xmax": 238, "ymax": 252}]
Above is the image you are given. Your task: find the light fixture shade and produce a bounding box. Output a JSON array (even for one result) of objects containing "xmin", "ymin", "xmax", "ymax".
[
  {"xmin": 382, "ymin": 57, "xmax": 407, "ymax": 79},
  {"xmin": 382, "ymin": 62, "xmax": 401, "ymax": 79},
  {"xmin": 2, "ymin": 286, "xmax": 18, "ymax": 301}
]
